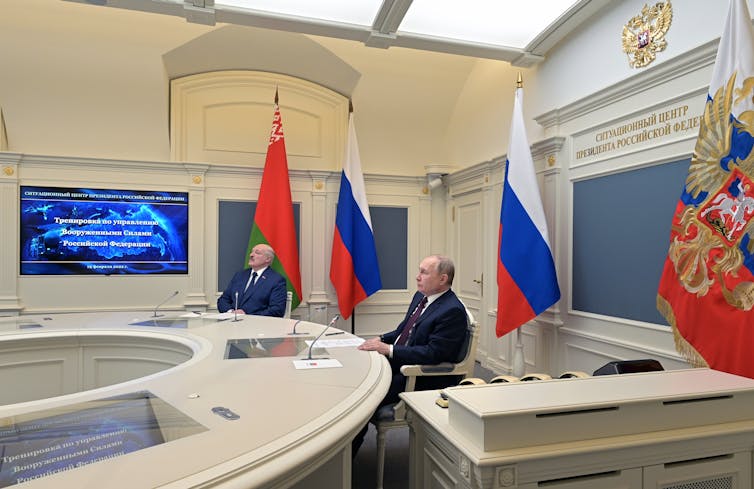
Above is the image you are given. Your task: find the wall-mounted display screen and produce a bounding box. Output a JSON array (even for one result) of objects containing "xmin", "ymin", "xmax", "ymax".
[{"xmin": 20, "ymin": 186, "xmax": 188, "ymax": 275}]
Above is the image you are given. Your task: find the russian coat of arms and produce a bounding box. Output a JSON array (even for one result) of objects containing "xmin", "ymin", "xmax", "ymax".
[
  {"xmin": 622, "ymin": 1, "xmax": 673, "ymax": 68},
  {"xmin": 668, "ymin": 73, "xmax": 754, "ymax": 310},
  {"xmin": 699, "ymin": 169, "xmax": 754, "ymax": 245}
]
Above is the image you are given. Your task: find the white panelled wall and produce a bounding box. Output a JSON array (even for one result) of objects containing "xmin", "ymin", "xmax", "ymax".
[
  {"xmin": 1, "ymin": 45, "xmax": 707, "ymax": 376},
  {"xmin": 4, "ymin": 0, "xmax": 744, "ymax": 378}
]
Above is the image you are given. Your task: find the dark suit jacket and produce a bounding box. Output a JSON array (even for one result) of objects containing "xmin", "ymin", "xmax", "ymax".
[
  {"xmin": 382, "ymin": 289, "xmax": 468, "ymax": 371},
  {"xmin": 217, "ymin": 267, "xmax": 287, "ymax": 317}
]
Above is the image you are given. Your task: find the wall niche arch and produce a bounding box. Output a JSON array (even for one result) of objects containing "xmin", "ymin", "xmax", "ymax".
[{"xmin": 170, "ymin": 70, "xmax": 349, "ymax": 169}]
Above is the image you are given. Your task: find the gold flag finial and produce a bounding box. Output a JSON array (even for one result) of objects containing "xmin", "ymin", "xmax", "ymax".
[{"xmin": 516, "ymin": 72, "xmax": 523, "ymax": 89}]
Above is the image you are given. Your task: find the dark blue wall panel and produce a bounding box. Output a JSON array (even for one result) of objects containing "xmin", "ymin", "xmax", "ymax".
[
  {"xmin": 370, "ymin": 206, "xmax": 408, "ymax": 290},
  {"xmin": 572, "ymin": 159, "xmax": 690, "ymax": 324}
]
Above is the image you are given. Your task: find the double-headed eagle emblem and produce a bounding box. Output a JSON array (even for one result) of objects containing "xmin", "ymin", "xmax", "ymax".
[
  {"xmin": 622, "ymin": 1, "xmax": 673, "ymax": 68},
  {"xmin": 668, "ymin": 73, "xmax": 754, "ymax": 310}
]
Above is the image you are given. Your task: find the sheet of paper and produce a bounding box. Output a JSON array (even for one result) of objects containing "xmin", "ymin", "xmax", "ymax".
[
  {"xmin": 292, "ymin": 359, "xmax": 343, "ymax": 370},
  {"xmin": 305, "ymin": 338, "xmax": 365, "ymax": 348},
  {"xmin": 201, "ymin": 312, "xmax": 235, "ymax": 320}
]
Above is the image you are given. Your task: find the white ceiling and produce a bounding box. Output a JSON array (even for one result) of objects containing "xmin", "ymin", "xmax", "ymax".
[{"xmin": 66, "ymin": 0, "xmax": 613, "ymax": 66}]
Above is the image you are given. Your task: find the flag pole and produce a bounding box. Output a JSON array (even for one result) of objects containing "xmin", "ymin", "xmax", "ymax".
[
  {"xmin": 513, "ymin": 330, "xmax": 525, "ymax": 377},
  {"xmin": 349, "ymin": 100, "xmax": 355, "ymax": 336},
  {"xmin": 512, "ymin": 71, "xmax": 526, "ymax": 377}
]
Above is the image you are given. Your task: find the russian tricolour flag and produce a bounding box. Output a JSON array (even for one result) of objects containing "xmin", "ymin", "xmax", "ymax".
[
  {"xmin": 496, "ymin": 84, "xmax": 560, "ymax": 337},
  {"xmin": 330, "ymin": 112, "xmax": 382, "ymax": 319}
]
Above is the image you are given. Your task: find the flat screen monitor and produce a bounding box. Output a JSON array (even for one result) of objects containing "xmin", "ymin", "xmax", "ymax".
[{"xmin": 20, "ymin": 186, "xmax": 188, "ymax": 275}]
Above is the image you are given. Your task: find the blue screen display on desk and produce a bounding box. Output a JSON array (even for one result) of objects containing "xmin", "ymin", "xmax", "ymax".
[
  {"xmin": 20, "ymin": 186, "xmax": 188, "ymax": 275},
  {"xmin": 0, "ymin": 391, "xmax": 205, "ymax": 487}
]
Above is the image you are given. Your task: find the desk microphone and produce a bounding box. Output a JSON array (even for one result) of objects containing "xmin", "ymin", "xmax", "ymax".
[
  {"xmin": 288, "ymin": 319, "xmax": 308, "ymax": 335},
  {"xmin": 302, "ymin": 315, "xmax": 339, "ymax": 361},
  {"xmin": 232, "ymin": 291, "xmax": 242, "ymax": 322},
  {"xmin": 153, "ymin": 290, "xmax": 179, "ymax": 317}
]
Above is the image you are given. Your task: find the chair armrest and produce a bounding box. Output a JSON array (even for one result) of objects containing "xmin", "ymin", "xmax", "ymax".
[
  {"xmin": 400, "ymin": 363, "xmax": 464, "ymax": 377},
  {"xmin": 400, "ymin": 363, "xmax": 469, "ymax": 392},
  {"xmin": 420, "ymin": 363, "xmax": 457, "ymax": 374},
  {"xmin": 399, "ymin": 364, "xmax": 421, "ymax": 377}
]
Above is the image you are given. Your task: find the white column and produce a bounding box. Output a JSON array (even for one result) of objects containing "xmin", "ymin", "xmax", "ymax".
[
  {"xmin": 307, "ymin": 170, "xmax": 332, "ymax": 323},
  {"xmin": 480, "ymin": 164, "xmax": 498, "ymax": 367},
  {"xmin": 184, "ymin": 164, "xmax": 210, "ymax": 311},
  {"xmin": 0, "ymin": 153, "xmax": 22, "ymax": 315},
  {"xmin": 531, "ymin": 136, "xmax": 565, "ymax": 375}
]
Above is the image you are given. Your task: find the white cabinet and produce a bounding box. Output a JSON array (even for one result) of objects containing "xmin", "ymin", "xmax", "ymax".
[
  {"xmin": 403, "ymin": 369, "xmax": 754, "ymax": 489},
  {"xmin": 422, "ymin": 435, "xmax": 463, "ymax": 489}
]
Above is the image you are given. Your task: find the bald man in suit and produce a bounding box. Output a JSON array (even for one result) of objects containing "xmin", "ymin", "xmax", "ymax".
[
  {"xmin": 353, "ymin": 254, "xmax": 468, "ymax": 456},
  {"xmin": 217, "ymin": 244, "xmax": 287, "ymax": 317}
]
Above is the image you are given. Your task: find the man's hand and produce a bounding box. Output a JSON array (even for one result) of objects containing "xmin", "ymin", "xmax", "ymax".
[
  {"xmin": 358, "ymin": 337, "xmax": 389, "ymax": 355},
  {"xmin": 231, "ymin": 309, "xmax": 246, "ymax": 315}
]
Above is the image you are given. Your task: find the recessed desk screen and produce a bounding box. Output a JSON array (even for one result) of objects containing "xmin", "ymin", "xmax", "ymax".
[
  {"xmin": 224, "ymin": 337, "xmax": 320, "ymax": 359},
  {"xmin": 0, "ymin": 391, "xmax": 206, "ymax": 488},
  {"xmin": 0, "ymin": 321, "xmax": 43, "ymax": 332},
  {"xmin": 130, "ymin": 318, "xmax": 190, "ymax": 328},
  {"xmin": 129, "ymin": 316, "xmax": 218, "ymax": 329}
]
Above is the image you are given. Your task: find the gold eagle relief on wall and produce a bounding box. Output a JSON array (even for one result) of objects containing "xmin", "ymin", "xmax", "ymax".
[{"xmin": 622, "ymin": 0, "xmax": 673, "ymax": 68}]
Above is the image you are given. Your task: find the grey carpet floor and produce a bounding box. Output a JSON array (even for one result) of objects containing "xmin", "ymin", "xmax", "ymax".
[{"xmin": 352, "ymin": 423, "xmax": 409, "ymax": 489}]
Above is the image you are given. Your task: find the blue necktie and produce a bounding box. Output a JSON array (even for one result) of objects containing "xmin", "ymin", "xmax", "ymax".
[{"xmin": 245, "ymin": 271, "xmax": 258, "ymax": 292}]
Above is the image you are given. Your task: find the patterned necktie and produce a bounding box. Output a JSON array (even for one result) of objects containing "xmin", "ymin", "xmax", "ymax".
[
  {"xmin": 245, "ymin": 271, "xmax": 258, "ymax": 292},
  {"xmin": 395, "ymin": 296, "xmax": 428, "ymax": 346}
]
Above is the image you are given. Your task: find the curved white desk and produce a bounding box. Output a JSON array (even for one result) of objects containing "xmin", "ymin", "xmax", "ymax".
[{"xmin": 0, "ymin": 313, "xmax": 390, "ymax": 488}]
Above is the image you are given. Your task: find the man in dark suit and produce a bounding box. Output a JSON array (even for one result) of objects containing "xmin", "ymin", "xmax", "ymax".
[
  {"xmin": 217, "ymin": 244, "xmax": 287, "ymax": 317},
  {"xmin": 353, "ymin": 254, "xmax": 468, "ymax": 455}
]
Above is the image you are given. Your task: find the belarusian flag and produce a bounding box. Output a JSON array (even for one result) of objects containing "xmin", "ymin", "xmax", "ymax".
[{"xmin": 247, "ymin": 91, "xmax": 302, "ymax": 309}]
